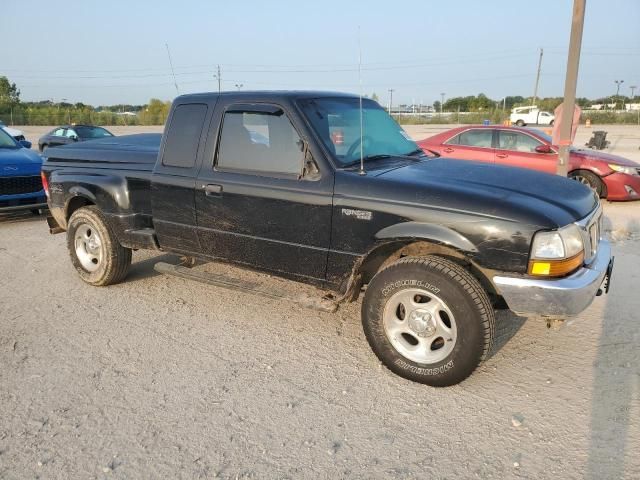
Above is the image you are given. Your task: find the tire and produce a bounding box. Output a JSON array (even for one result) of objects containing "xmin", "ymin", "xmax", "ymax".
[
  {"xmin": 515, "ymin": 120, "xmax": 525, "ymax": 127},
  {"xmin": 40, "ymin": 144, "xmax": 48, "ymax": 153},
  {"xmin": 67, "ymin": 206, "xmax": 132, "ymax": 286},
  {"xmin": 549, "ymin": 120, "xmax": 555, "ymax": 126},
  {"xmin": 362, "ymin": 255, "xmax": 495, "ymax": 387},
  {"xmin": 30, "ymin": 208, "xmax": 41, "ymax": 215},
  {"xmin": 569, "ymin": 170, "xmax": 605, "ymax": 197}
]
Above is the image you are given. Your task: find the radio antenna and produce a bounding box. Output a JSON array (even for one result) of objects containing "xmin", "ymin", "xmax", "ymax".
[
  {"xmin": 358, "ymin": 26, "xmax": 366, "ymax": 176},
  {"xmin": 165, "ymin": 43, "xmax": 180, "ymax": 95}
]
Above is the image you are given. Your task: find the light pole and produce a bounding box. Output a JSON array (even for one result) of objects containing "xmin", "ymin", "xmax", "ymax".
[
  {"xmin": 235, "ymin": 83, "xmax": 243, "ymax": 90},
  {"xmin": 556, "ymin": 0, "xmax": 585, "ymax": 177},
  {"xmin": 388, "ymin": 89, "xmax": 394, "ymax": 116},
  {"xmin": 440, "ymin": 92, "xmax": 445, "ymax": 113},
  {"xmin": 614, "ymin": 80, "xmax": 624, "ymax": 109},
  {"xmin": 630, "ymin": 85, "xmax": 637, "ymax": 100}
]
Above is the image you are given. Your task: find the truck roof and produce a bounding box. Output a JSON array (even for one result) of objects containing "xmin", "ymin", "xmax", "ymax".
[{"xmin": 174, "ymin": 90, "xmax": 360, "ymax": 103}]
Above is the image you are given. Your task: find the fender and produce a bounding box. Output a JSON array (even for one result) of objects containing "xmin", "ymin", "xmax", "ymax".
[
  {"xmin": 62, "ymin": 174, "xmax": 130, "ymax": 217},
  {"xmin": 375, "ymin": 221, "xmax": 478, "ymax": 254}
]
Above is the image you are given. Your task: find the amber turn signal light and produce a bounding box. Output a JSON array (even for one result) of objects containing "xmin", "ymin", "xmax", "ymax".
[{"xmin": 528, "ymin": 251, "xmax": 584, "ymax": 277}]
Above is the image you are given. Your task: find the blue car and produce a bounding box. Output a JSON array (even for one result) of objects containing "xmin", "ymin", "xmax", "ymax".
[{"xmin": 0, "ymin": 128, "xmax": 47, "ymax": 214}]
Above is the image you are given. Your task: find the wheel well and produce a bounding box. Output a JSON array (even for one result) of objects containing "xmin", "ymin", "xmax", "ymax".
[
  {"xmin": 354, "ymin": 240, "xmax": 498, "ymax": 301},
  {"xmin": 66, "ymin": 196, "xmax": 94, "ymax": 221},
  {"xmin": 568, "ymin": 168, "xmax": 607, "ymax": 197}
]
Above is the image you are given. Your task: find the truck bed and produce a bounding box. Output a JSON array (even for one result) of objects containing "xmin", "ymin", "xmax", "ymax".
[{"xmin": 45, "ymin": 133, "xmax": 161, "ymax": 170}]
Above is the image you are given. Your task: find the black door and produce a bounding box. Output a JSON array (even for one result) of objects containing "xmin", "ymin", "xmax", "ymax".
[
  {"xmin": 195, "ymin": 102, "xmax": 334, "ymax": 281},
  {"xmin": 151, "ymin": 102, "xmax": 211, "ymax": 254}
]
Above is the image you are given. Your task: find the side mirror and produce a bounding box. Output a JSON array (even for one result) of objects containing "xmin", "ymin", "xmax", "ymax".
[
  {"xmin": 70, "ymin": 135, "xmax": 79, "ymax": 141},
  {"xmin": 19, "ymin": 140, "xmax": 32, "ymax": 149},
  {"xmin": 535, "ymin": 144, "xmax": 552, "ymax": 154}
]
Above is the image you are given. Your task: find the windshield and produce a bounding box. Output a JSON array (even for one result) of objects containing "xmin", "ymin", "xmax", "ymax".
[
  {"xmin": 75, "ymin": 126, "xmax": 113, "ymax": 139},
  {"xmin": 0, "ymin": 126, "xmax": 18, "ymax": 148},
  {"xmin": 298, "ymin": 97, "xmax": 419, "ymax": 167}
]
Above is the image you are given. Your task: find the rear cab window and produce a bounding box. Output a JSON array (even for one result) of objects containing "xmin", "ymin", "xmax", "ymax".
[{"xmin": 161, "ymin": 103, "xmax": 209, "ymax": 168}]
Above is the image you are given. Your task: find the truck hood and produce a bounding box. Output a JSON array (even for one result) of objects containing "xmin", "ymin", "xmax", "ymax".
[
  {"xmin": 0, "ymin": 147, "xmax": 43, "ymax": 168},
  {"xmin": 368, "ymin": 158, "xmax": 598, "ymax": 228},
  {"xmin": 570, "ymin": 148, "xmax": 640, "ymax": 167}
]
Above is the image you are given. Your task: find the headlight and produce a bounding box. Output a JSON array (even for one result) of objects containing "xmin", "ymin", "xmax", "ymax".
[
  {"xmin": 608, "ymin": 164, "xmax": 638, "ymax": 175},
  {"xmin": 528, "ymin": 224, "xmax": 584, "ymax": 277}
]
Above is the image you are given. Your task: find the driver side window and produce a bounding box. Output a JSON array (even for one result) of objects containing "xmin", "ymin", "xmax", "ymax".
[
  {"xmin": 498, "ymin": 132, "xmax": 543, "ymax": 153},
  {"xmin": 216, "ymin": 107, "xmax": 304, "ymax": 177}
]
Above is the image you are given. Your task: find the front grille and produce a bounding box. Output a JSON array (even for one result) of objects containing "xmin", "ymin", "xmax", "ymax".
[
  {"xmin": 578, "ymin": 205, "xmax": 602, "ymax": 264},
  {"xmin": 0, "ymin": 176, "xmax": 43, "ymax": 195}
]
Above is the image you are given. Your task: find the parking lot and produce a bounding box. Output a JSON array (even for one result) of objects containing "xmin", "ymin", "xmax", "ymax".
[{"xmin": 1, "ymin": 125, "xmax": 639, "ymax": 479}]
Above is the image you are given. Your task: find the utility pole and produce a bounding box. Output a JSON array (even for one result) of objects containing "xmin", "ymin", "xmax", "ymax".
[
  {"xmin": 215, "ymin": 65, "xmax": 222, "ymax": 93},
  {"xmin": 388, "ymin": 89, "xmax": 394, "ymax": 116},
  {"xmin": 440, "ymin": 93, "xmax": 445, "ymax": 113},
  {"xmin": 631, "ymin": 85, "xmax": 637, "ymax": 99},
  {"xmin": 532, "ymin": 47, "xmax": 544, "ymax": 106},
  {"xmin": 557, "ymin": 0, "xmax": 586, "ymax": 177},
  {"xmin": 614, "ymin": 79, "xmax": 624, "ymax": 109}
]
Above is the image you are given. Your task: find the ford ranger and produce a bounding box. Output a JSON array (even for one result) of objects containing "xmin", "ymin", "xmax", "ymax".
[{"xmin": 41, "ymin": 91, "xmax": 613, "ymax": 386}]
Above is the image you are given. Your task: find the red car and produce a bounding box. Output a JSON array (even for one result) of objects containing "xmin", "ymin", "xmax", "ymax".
[{"xmin": 417, "ymin": 126, "xmax": 640, "ymax": 201}]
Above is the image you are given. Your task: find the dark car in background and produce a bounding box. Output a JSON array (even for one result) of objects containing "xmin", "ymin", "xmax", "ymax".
[
  {"xmin": 0, "ymin": 128, "xmax": 46, "ymax": 214},
  {"xmin": 38, "ymin": 125, "xmax": 114, "ymax": 152}
]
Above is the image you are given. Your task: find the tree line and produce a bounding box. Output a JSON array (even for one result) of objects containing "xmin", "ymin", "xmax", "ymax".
[{"xmin": 1, "ymin": 75, "xmax": 637, "ymax": 126}]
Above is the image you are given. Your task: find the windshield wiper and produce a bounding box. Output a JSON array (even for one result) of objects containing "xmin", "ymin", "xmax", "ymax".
[
  {"xmin": 402, "ymin": 148, "xmax": 425, "ymax": 157},
  {"xmin": 341, "ymin": 154, "xmax": 392, "ymax": 168}
]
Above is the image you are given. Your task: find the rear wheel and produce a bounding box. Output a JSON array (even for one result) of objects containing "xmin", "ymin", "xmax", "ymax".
[
  {"xmin": 515, "ymin": 119, "xmax": 525, "ymax": 127},
  {"xmin": 362, "ymin": 255, "xmax": 495, "ymax": 387},
  {"xmin": 67, "ymin": 206, "xmax": 132, "ymax": 286},
  {"xmin": 569, "ymin": 170, "xmax": 605, "ymax": 197}
]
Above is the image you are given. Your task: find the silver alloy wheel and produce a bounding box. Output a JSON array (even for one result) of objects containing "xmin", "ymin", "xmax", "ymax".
[
  {"xmin": 382, "ymin": 288, "xmax": 457, "ymax": 364},
  {"xmin": 573, "ymin": 175, "xmax": 591, "ymax": 186},
  {"xmin": 74, "ymin": 223, "xmax": 103, "ymax": 272}
]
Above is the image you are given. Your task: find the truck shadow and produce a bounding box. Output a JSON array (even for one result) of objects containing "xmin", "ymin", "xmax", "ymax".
[
  {"xmin": 586, "ymin": 242, "xmax": 639, "ymax": 479},
  {"xmin": 0, "ymin": 211, "xmax": 48, "ymax": 225},
  {"xmin": 126, "ymin": 253, "xmax": 183, "ymax": 283},
  {"xmin": 486, "ymin": 309, "xmax": 528, "ymax": 359}
]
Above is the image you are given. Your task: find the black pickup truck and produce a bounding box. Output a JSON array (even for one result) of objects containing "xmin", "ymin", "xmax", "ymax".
[{"xmin": 42, "ymin": 91, "xmax": 613, "ymax": 386}]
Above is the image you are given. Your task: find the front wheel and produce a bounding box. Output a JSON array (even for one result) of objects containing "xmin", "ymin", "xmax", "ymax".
[
  {"xmin": 549, "ymin": 120, "xmax": 555, "ymax": 126},
  {"xmin": 362, "ymin": 255, "xmax": 495, "ymax": 387},
  {"xmin": 569, "ymin": 170, "xmax": 605, "ymax": 197},
  {"xmin": 67, "ymin": 206, "xmax": 132, "ymax": 286},
  {"xmin": 515, "ymin": 119, "xmax": 525, "ymax": 127}
]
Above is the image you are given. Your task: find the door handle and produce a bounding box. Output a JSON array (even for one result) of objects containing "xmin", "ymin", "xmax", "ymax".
[
  {"xmin": 496, "ymin": 153, "xmax": 509, "ymax": 158},
  {"xmin": 204, "ymin": 184, "xmax": 223, "ymax": 196},
  {"xmin": 443, "ymin": 147, "xmax": 454, "ymax": 153}
]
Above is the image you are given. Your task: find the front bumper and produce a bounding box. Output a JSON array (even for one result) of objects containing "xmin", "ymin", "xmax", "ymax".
[
  {"xmin": 0, "ymin": 191, "xmax": 47, "ymax": 213},
  {"xmin": 603, "ymin": 172, "xmax": 640, "ymax": 201},
  {"xmin": 493, "ymin": 240, "xmax": 612, "ymax": 317}
]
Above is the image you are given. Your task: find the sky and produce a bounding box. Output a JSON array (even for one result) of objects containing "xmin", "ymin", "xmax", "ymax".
[{"xmin": 1, "ymin": 0, "xmax": 638, "ymax": 106}]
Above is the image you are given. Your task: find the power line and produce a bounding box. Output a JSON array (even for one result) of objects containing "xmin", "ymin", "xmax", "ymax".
[{"xmin": 164, "ymin": 43, "xmax": 179, "ymax": 95}]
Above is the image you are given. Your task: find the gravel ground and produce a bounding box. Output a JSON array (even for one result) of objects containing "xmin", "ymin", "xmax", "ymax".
[{"xmin": 1, "ymin": 123, "xmax": 639, "ymax": 479}]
